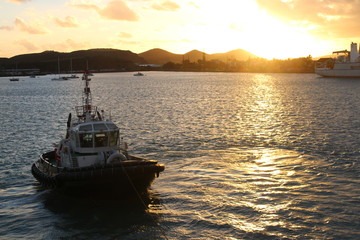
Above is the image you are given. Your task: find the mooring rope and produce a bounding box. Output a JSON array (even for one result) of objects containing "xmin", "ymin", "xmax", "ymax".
[{"xmin": 119, "ymin": 161, "xmax": 169, "ymax": 240}]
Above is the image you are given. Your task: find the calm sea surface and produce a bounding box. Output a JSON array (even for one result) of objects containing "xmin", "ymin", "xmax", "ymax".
[{"xmin": 0, "ymin": 72, "xmax": 359, "ymax": 239}]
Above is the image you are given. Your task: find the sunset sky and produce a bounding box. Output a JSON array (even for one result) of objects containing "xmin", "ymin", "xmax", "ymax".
[{"xmin": 1, "ymin": 0, "xmax": 360, "ymax": 59}]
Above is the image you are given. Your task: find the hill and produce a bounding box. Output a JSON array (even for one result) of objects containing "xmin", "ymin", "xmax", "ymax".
[
  {"xmin": 209, "ymin": 49, "xmax": 257, "ymax": 62},
  {"xmin": 139, "ymin": 48, "xmax": 257, "ymax": 65},
  {"xmin": 0, "ymin": 47, "xmax": 259, "ymax": 76},
  {"xmin": 139, "ymin": 48, "xmax": 183, "ymax": 65},
  {"xmin": 1, "ymin": 49, "xmax": 146, "ymax": 73}
]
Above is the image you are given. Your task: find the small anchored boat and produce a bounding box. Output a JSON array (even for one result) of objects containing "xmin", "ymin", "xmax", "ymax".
[
  {"xmin": 32, "ymin": 71, "xmax": 165, "ymax": 195},
  {"xmin": 51, "ymin": 76, "xmax": 69, "ymax": 81},
  {"xmin": 133, "ymin": 72, "xmax": 144, "ymax": 76}
]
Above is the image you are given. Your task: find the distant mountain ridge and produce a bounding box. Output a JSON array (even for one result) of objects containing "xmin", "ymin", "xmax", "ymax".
[
  {"xmin": 139, "ymin": 48, "xmax": 257, "ymax": 65},
  {"xmin": 3, "ymin": 49, "xmax": 146, "ymax": 72},
  {"xmin": 0, "ymin": 48, "xmax": 258, "ymax": 74}
]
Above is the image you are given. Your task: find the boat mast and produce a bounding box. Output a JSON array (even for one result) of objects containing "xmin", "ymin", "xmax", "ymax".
[
  {"xmin": 82, "ymin": 71, "xmax": 93, "ymax": 122},
  {"xmin": 75, "ymin": 70, "xmax": 102, "ymax": 123}
]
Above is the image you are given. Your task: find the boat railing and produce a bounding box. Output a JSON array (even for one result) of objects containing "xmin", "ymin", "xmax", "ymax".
[
  {"xmin": 75, "ymin": 105, "xmax": 98, "ymax": 118},
  {"xmin": 40, "ymin": 153, "xmax": 63, "ymax": 173}
]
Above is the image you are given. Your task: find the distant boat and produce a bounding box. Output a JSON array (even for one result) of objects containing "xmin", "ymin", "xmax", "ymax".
[
  {"xmin": 10, "ymin": 62, "xmax": 20, "ymax": 81},
  {"xmin": 315, "ymin": 42, "xmax": 360, "ymax": 78},
  {"xmin": 68, "ymin": 74, "xmax": 79, "ymax": 79},
  {"xmin": 133, "ymin": 72, "xmax": 144, "ymax": 76},
  {"xmin": 52, "ymin": 76, "xmax": 69, "ymax": 81},
  {"xmin": 52, "ymin": 57, "xmax": 69, "ymax": 81},
  {"xmin": 63, "ymin": 59, "xmax": 79, "ymax": 79},
  {"xmin": 62, "ymin": 74, "xmax": 79, "ymax": 79}
]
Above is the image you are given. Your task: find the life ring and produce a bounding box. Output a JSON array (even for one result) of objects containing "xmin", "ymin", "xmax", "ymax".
[{"xmin": 107, "ymin": 152, "xmax": 127, "ymax": 164}]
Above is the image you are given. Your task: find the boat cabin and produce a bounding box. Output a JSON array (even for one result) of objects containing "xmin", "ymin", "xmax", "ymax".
[{"xmin": 69, "ymin": 121, "xmax": 119, "ymax": 154}]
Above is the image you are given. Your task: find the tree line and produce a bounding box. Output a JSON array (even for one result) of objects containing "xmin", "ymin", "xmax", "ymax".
[{"xmin": 162, "ymin": 55, "xmax": 315, "ymax": 73}]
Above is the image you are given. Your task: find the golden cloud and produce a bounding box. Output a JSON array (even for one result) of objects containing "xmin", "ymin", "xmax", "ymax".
[
  {"xmin": 6, "ymin": 0, "xmax": 31, "ymax": 4},
  {"xmin": 71, "ymin": 0, "xmax": 139, "ymax": 21},
  {"xmin": 15, "ymin": 17, "xmax": 48, "ymax": 34},
  {"xmin": 256, "ymin": 0, "xmax": 360, "ymax": 37},
  {"xmin": 54, "ymin": 16, "xmax": 79, "ymax": 28},
  {"xmin": 0, "ymin": 26, "xmax": 13, "ymax": 31},
  {"xmin": 151, "ymin": 1, "xmax": 181, "ymax": 11},
  {"xmin": 42, "ymin": 39, "xmax": 89, "ymax": 53},
  {"xmin": 119, "ymin": 32, "xmax": 133, "ymax": 38},
  {"xmin": 14, "ymin": 39, "xmax": 38, "ymax": 52},
  {"xmin": 100, "ymin": 0, "xmax": 138, "ymax": 21}
]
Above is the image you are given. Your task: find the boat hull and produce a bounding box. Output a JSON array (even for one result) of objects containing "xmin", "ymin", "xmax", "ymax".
[
  {"xmin": 31, "ymin": 151, "xmax": 165, "ymax": 195},
  {"xmin": 315, "ymin": 68, "xmax": 360, "ymax": 78}
]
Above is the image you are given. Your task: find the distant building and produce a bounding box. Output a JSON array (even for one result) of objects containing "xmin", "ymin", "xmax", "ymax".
[
  {"xmin": 0, "ymin": 68, "xmax": 40, "ymax": 76},
  {"xmin": 138, "ymin": 64, "xmax": 162, "ymax": 68}
]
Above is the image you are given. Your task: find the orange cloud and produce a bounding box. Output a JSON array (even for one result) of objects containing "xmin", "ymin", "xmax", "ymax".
[
  {"xmin": 0, "ymin": 25, "xmax": 13, "ymax": 31},
  {"xmin": 188, "ymin": 1, "xmax": 200, "ymax": 9},
  {"xmin": 54, "ymin": 16, "xmax": 79, "ymax": 28},
  {"xmin": 43, "ymin": 39, "xmax": 89, "ymax": 53},
  {"xmin": 14, "ymin": 39, "xmax": 38, "ymax": 52},
  {"xmin": 151, "ymin": 1, "xmax": 180, "ymax": 11},
  {"xmin": 65, "ymin": 39, "xmax": 87, "ymax": 50},
  {"xmin": 6, "ymin": 0, "xmax": 31, "ymax": 4},
  {"xmin": 71, "ymin": 0, "xmax": 138, "ymax": 21},
  {"xmin": 15, "ymin": 17, "xmax": 48, "ymax": 34},
  {"xmin": 256, "ymin": 0, "xmax": 360, "ymax": 37},
  {"xmin": 69, "ymin": 3, "xmax": 98, "ymax": 11},
  {"xmin": 100, "ymin": 0, "xmax": 138, "ymax": 21},
  {"xmin": 119, "ymin": 32, "xmax": 133, "ymax": 38}
]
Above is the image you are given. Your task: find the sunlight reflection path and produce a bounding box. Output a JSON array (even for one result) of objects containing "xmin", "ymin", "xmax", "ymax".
[{"xmin": 156, "ymin": 147, "xmax": 331, "ymax": 239}]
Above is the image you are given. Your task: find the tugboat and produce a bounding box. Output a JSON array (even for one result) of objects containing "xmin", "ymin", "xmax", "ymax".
[{"xmin": 31, "ymin": 71, "xmax": 165, "ymax": 195}]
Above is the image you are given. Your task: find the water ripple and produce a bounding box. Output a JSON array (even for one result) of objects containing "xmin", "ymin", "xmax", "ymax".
[{"xmin": 1, "ymin": 73, "xmax": 360, "ymax": 239}]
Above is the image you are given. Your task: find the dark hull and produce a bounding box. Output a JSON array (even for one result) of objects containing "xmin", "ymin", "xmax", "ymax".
[{"xmin": 31, "ymin": 151, "xmax": 165, "ymax": 195}]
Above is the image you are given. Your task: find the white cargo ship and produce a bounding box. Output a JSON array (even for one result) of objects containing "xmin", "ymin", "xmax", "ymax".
[{"xmin": 315, "ymin": 42, "xmax": 360, "ymax": 78}]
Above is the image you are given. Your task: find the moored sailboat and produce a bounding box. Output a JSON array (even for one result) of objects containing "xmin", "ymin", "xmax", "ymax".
[{"xmin": 52, "ymin": 57, "xmax": 69, "ymax": 81}]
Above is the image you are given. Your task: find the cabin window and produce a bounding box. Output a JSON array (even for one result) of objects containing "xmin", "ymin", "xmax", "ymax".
[
  {"xmin": 75, "ymin": 134, "xmax": 80, "ymax": 148},
  {"xmin": 94, "ymin": 123, "xmax": 108, "ymax": 131},
  {"xmin": 70, "ymin": 133, "xmax": 77, "ymax": 147},
  {"xmin": 109, "ymin": 131, "xmax": 118, "ymax": 146},
  {"xmin": 79, "ymin": 133, "xmax": 93, "ymax": 148},
  {"xmin": 79, "ymin": 124, "xmax": 93, "ymax": 131},
  {"xmin": 95, "ymin": 132, "xmax": 108, "ymax": 147},
  {"xmin": 106, "ymin": 123, "xmax": 118, "ymax": 130}
]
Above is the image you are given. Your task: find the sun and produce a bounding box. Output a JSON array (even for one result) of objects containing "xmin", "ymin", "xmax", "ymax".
[
  {"xmin": 241, "ymin": 10, "xmax": 322, "ymax": 59},
  {"xmin": 179, "ymin": 0, "xmax": 323, "ymax": 59},
  {"xmin": 228, "ymin": 6, "xmax": 324, "ymax": 59}
]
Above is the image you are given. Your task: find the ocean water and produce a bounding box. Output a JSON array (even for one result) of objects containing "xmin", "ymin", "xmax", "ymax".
[{"xmin": 0, "ymin": 72, "xmax": 359, "ymax": 239}]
